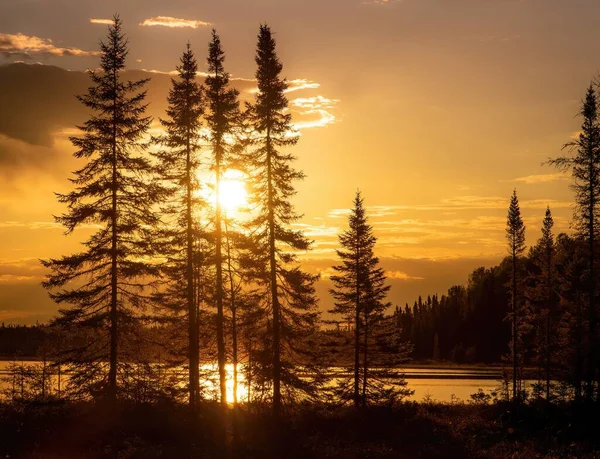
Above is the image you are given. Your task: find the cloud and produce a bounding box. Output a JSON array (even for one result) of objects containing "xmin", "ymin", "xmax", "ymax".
[
  {"xmin": 0, "ymin": 33, "xmax": 99, "ymax": 59},
  {"xmin": 291, "ymin": 95, "xmax": 340, "ymax": 129},
  {"xmin": 509, "ymin": 173, "xmax": 569, "ymax": 184},
  {"xmin": 248, "ymin": 78, "xmax": 319, "ymax": 95},
  {"xmin": 439, "ymin": 195, "xmax": 572, "ymax": 211},
  {"xmin": 292, "ymin": 95, "xmax": 338, "ymax": 110},
  {"xmin": 0, "ymin": 221, "xmax": 60, "ymax": 230},
  {"xmin": 285, "ymin": 79, "xmax": 320, "ymax": 93},
  {"xmin": 386, "ymin": 271, "xmax": 425, "ymax": 281},
  {"xmin": 89, "ymin": 18, "xmax": 113, "ymax": 25},
  {"xmin": 327, "ymin": 197, "xmax": 573, "ymax": 218},
  {"xmin": 364, "ymin": 0, "xmax": 401, "ymax": 4},
  {"xmin": 0, "ymin": 258, "xmax": 46, "ymax": 279},
  {"xmin": 291, "ymin": 222, "xmax": 341, "ymax": 238},
  {"xmin": 242, "ymin": 78, "xmax": 340, "ymax": 129},
  {"xmin": 139, "ymin": 16, "xmax": 211, "ymax": 29}
]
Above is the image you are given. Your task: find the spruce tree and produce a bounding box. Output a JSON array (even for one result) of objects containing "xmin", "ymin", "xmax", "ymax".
[
  {"xmin": 245, "ymin": 24, "xmax": 321, "ymax": 414},
  {"xmin": 549, "ymin": 84, "xmax": 600, "ymax": 400},
  {"xmin": 41, "ymin": 16, "xmax": 162, "ymax": 401},
  {"xmin": 204, "ymin": 30, "xmax": 242, "ymax": 405},
  {"xmin": 330, "ymin": 191, "xmax": 411, "ymax": 407},
  {"xmin": 538, "ymin": 206, "xmax": 557, "ymax": 400},
  {"xmin": 153, "ymin": 43, "xmax": 204, "ymax": 407},
  {"xmin": 525, "ymin": 207, "xmax": 558, "ymax": 401},
  {"xmin": 506, "ymin": 189, "xmax": 526, "ymax": 401}
]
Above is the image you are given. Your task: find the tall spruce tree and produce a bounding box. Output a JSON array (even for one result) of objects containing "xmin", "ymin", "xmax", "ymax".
[
  {"xmin": 538, "ymin": 207, "xmax": 557, "ymax": 400},
  {"xmin": 245, "ymin": 24, "xmax": 320, "ymax": 414},
  {"xmin": 204, "ymin": 30, "xmax": 241, "ymax": 405},
  {"xmin": 506, "ymin": 189, "xmax": 526, "ymax": 401},
  {"xmin": 526, "ymin": 206, "xmax": 558, "ymax": 401},
  {"xmin": 549, "ymin": 84, "xmax": 600, "ymax": 400},
  {"xmin": 41, "ymin": 16, "xmax": 162, "ymax": 401},
  {"xmin": 153, "ymin": 43, "xmax": 204, "ymax": 407},
  {"xmin": 330, "ymin": 191, "xmax": 411, "ymax": 407}
]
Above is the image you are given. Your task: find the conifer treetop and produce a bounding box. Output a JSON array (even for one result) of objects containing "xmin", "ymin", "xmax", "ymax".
[{"xmin": 506, "ymin": 189, "xmax": 526, "ymax": 257}]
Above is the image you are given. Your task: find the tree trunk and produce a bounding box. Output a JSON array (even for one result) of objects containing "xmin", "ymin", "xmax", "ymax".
[
  {"xmin": 546, "ymin": 309, "xmax": 551, "ymax": 401},
  {"xmin": 266, "ymin": 131, "xmax": 281, "ymax": 416},
  {"xmin": 354, "ymin": 239, "xmax": 360, "ymax": 408},
  {"xmin": 512, "ymin": 246, "xmax": 517, "ymax": 402},
  {"xmin": 215, "ymin": 154, "xmax": 227, "ymax": 406},
  {"xmin": 362, "ymin": 307, "xmax": 368, "ymax": 408},
  {"xmin": 225, "ymin": 218, "xmax": 238, "ymax": 406},
  {"xmin": 186, "ymin": 135, "xmax": 199, "ymax": 409},
  {"xmin": 108, "ymin": 68, "xmax": 118, "ymax": 402},
  {"xmin": 588, "ymin": 176, "xmax": 596, "ymax": 400},
  {"xmin": 576, "ymin": 298, "xmax": 583, "ymax": 401}
]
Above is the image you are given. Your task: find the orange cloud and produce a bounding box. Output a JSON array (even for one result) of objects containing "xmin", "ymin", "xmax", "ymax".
[
  {"xmin": 509, "ymin": 173, "xmax": 569, "ymax": 184},
  {"xmin": 0, "ymin": 33, "xmax": 99, "ymax": 58},
  {"xmin": 140, "ymin": 16, "xmax": 211, "ymax": 29},
  {"xmin": 89, "ymin": 18, "xmax": 113, "ymax": 25},
  {"xmin": 386, "ymin": 271, "xmax": 425, "ymax": 281}
]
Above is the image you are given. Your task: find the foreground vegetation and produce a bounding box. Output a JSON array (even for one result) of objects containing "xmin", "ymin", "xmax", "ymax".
[{"xmin": 1, "ymin": 399, "xmax": 599, "ymax": 458}]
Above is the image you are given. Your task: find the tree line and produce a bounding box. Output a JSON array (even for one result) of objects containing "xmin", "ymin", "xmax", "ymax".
[
  {"xmin": 399, "ymin": 82, "xmax": 600, "ymax": 403},
  {"xmin": 36, "ymin": 15, "xmax": 411, "ymax": 413}
]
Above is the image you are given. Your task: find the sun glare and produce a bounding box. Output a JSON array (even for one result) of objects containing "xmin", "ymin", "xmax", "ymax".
[
  {"xmin": 199, "ymin": 169, "xmax": 248, "ymax": 214},
  {"xmin": 219, "ymin": 170, "xmax": 248, "ymax": 212}
]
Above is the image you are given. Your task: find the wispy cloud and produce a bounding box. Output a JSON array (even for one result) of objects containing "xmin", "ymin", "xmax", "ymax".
[
  {"xmin": 139, "ymin": 16, "xmax": 211, "ymax": 29},
  {"xmin": 291, "ymin": 95, "xmax": 340, "ymax": 129},
  {"xmin": 286, "ymin": 79, "xmax": 320, "ymax": 93},
  {"xmin": 0, "ymin": 221, "xmax": 60, "ymax": 230},
  {"xmin": 292, "ymin": 95, "xmax": 338, "ymax": 110},
  {"xmin": 364, "ymin": 0, "xmax": 401, "ymax": 4},
  {"xmin": 386, "ymin": 271, "xmax": 425, "ymax": 281},
  {"xmin": 0, "ymin": 258, "xmax": 46, "ymax": 279},
  {"xmin": 508, "ymin": 173, "xmax": 569, "ymax": 184},
  {"xmin": 0, "ymin": 33, "xmax": 99, "ymax": 59},
  {"xmin": 248, "ymin": 78, "xmax": 320, "ymax": 95},
  {"xmin": 327, "ymin": 197, "xmax": 573, "ymax": 218},
  {"xmin": 291, "ymin": 223, "xmax": 341, "ymax": 238},
  {"xmin": 89, "ymin": 18, "xmax": 113, "ymax": 25}
]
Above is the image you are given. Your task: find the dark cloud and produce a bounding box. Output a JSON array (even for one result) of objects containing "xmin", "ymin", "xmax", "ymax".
[
  {"xmin": 0, "ymin": 62, "xmax": 335, "ymax": 154},
  {"xmin": 0, "ymin": 64, "xmax": 87, "ymax": 146}
]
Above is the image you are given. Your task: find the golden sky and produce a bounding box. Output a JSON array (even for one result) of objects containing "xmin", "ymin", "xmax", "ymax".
[{"xmin": 0, "ymin": 0, "xmax": 598, "ymax": 323}]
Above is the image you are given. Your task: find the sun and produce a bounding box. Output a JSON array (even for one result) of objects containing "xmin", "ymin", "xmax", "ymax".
[
  {"xmin": 199, "ymin": 169, "xmax": 248, "ymax": 214},
  {"xmin": 219, "ymin": 169, "xmax": 248, "ymax": 212}
]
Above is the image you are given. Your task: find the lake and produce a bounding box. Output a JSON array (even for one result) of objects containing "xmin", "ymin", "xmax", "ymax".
[{"xmin": 0, "ymin": 360, "xmax": 522, "ymax": 403}]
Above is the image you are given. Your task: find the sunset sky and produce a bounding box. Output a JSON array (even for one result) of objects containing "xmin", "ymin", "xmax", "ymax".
[{"xmin": 1, "ymin": 0, "xmax": 599, "ymax": 323}]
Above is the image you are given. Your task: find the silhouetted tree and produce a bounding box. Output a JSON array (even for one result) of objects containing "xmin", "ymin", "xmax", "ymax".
[
  {"xmin": 204, "ymin": 29, "xmax": 242, "ymax": 405},
  {"xmin": 506, "ymin": 189, "xmax": 526, "ymax": 401},
  {"xmin": 153, "ymin": 43, "xmax": 204, "ymax": 407},
  {"xmin": 549, "ymin": 84, "xmax": 600, "ymax": 400},
  {"xmin": 330, "ymin": 191, "xmax": 412, "ymax": 407},
  {"xmin": 41, "ymin": 16, "xmax": 162, "ymax": 401},
  {"xmin": 527, "ymin": 207, "xmax": 558, "ymax": 400},
  {"xmin": 244, "ymin": 24, "xmax": 321, "ymax": 414}
]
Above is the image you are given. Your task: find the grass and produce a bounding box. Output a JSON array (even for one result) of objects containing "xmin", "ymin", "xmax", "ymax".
[{"xmin": 1, "ymin": 398, "xmax": 599, "ymax": 458}]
